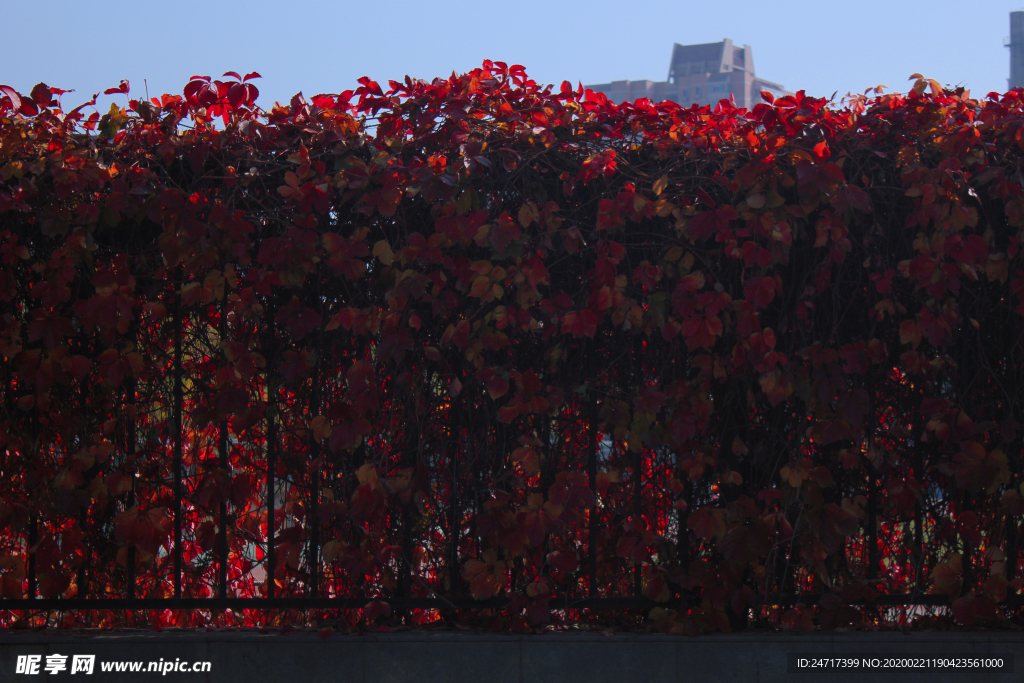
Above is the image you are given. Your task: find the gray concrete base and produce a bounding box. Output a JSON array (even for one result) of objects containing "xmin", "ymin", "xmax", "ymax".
[{"xmin": 1, "ymin": 629, "xmax": 1022, "ymax": 683}]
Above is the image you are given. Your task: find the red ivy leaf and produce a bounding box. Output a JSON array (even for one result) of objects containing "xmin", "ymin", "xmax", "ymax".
[{"xmin": 103, "ymin": 79, "xmax": 130, "ymax": 95}]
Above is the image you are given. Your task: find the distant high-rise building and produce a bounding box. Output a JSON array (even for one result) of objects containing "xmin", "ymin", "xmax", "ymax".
[
  {"xmin": 1008, "ymin": 11, "xmax": 1024, "ymax": 90},
  {"xmin": 586, "ymin": 39, "xmax": 789, "ymax": 109}
]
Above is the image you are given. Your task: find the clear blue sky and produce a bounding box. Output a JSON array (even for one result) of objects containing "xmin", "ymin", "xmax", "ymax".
[{"xmin": 2, "ymin": 0, "xmax": 1020, "ymax": 111}]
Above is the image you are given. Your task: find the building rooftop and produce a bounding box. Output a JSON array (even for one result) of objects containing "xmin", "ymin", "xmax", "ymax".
[{"xmin": 586, "ymin": 39, "xmax": 788, "ymax": 110}]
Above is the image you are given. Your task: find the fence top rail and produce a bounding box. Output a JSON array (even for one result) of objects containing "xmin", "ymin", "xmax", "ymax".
[{"xmin": 0, "ymin": 594, "xmax": 1013, "ymax": 611}]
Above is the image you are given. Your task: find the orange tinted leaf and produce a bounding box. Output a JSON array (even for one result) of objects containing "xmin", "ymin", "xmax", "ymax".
[
  {"xmin": 930, "ymin": 554, "xmax": 962, "ymax": 597},
  {"xmin": 372, "ymin": 240, "xmax": 394, "ymax": 265},
  {"xmin": 653, "ymin": 174, "xmax": 668, "ymax": 196},
  {"xmin": 311, "ymin": 415, "xmax": 331, "ymax": 442}
]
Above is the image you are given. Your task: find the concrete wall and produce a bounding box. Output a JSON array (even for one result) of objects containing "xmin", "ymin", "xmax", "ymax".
[{"xmin": 0, "ymin": 630, "xmax": 1021, "ymax": 683}]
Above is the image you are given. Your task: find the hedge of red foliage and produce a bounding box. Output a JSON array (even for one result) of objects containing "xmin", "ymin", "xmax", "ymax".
[{"xmin": 1, "ymin": 65, "xmax": 1024, "ymax": 632}]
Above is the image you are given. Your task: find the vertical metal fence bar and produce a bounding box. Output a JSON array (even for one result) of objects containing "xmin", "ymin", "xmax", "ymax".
[
  {"xmin": 912, "ymin": 411, "xmax": 924, "ymax": 592},
  {"xmin": 218, "ymin": 423, "xmax": 229, "ymax": 599},
  {"xmin": 126, "ymin": 525, "xmax": 136, "ymax": 600},
  {"xmin": 867, "ymin": 468, "xmax": 878, "ymax": 581},
  {"xmin": 913, "ymin": 503, "xmax": 923, "ymax": 591},
  {"xmin": 678, "ymin": 478, "xmax": 691, "ymax": 575},
  {"xmin": 126, "ymin": 330, "xmax": 137, "ymax": 600},
  {"xmin": 587, "ymin": 400, "xmax": 598, "ymax": 598},
  {"xmin": 27, "ymin": 513, "xmax": 37, "ymax": 600},
  {"xmin": 537, "ymin": 415, "xmax": 551, "ymax": 595},
  {"xmin": 218, "ymin": 293, "xmax": 229, "ymax": 600},
  {"xmin": 76, "ymin": 517, "xmax": 87, "ymax": 599},
  {"xmin": 266, "ymin": 415, "xmax": 277, "ymax": 599},
  {"xmin": 962, "ymin": 499, "xmax": 974, "ymax": 595},
  {"xmin": 173, "ymin": 269, "xmax": 183, "ymax": 600},
  {"xmin": 307, "ymin": 363, "xmax": 320, "ymax": 598},
  {"xmin": 399, "ymin": 508, "xmax": 411, "ymax": 623},
  {"xmin": 398, "ymin": 408, "xmax": 417, "ymax": 622},
  {"xmin": 78, "ymin": 370, "xmax": 90, "ymax": 600},
  {"xmin": 1007, "ymin": 508, "xmax": 1018, "ymax": 582},
  {"xmin": 633, "ymin": 447, "xmax": 642, "ymax": 597},
  {"xmin": 447, "ymin": 404, "xmax": 460, "ymax": 598},
  {"xmin": 28, "ymin": 411, "xmax": 39, "ymax": 602},
  {"xmin": 265, "ymin": 309, "xmax": 277, "ymax": 601}
]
